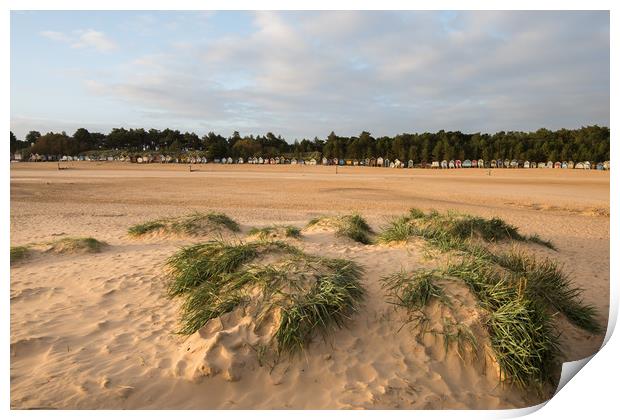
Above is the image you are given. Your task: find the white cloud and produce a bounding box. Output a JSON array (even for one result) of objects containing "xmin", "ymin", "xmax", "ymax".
[
  {"xmin": 71, "ymin": 29, "xmax": 117, "ymax": 52},
  {"xmin": 40, "ymin": 28, "xmax": 117, "ymax": 52},
  {"xmin": 82, "ymin": 11, "xmax": 609, "ymax": 138}
]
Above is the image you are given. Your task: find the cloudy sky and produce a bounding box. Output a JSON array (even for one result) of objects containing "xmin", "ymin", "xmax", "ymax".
[{"xmin": 10, "ymin": 10, "xmax": 609, "ymax": 140}]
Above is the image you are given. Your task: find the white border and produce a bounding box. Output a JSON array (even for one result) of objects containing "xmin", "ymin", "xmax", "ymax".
[{"xmin": 3, "ymin": 1, "xmax": 616, "ymax": 419}]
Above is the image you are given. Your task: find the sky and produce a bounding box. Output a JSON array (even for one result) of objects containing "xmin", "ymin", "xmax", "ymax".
[{"xmin": 10, "ymin": 10, "xmax": 610, "ymax": 141}]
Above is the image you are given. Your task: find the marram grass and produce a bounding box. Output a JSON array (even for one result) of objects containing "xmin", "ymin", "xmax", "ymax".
[
  {"xmin": 248, "ymin": 225, "xmax": 302, "ymax": 240},
  {"xmin": 47, "ymin": 237, "xmax": 107, "ymax": 254},
  {"xmin": 128, "ymin": 212, "xmax": 240, "ymax": 237},
  {"xmin": 377, "ymin": 208, "xmax": 597, "ymax": 390},
  {"xmin": 377, "ymin": 208, "xmax": 555, "ymax": 251},
  {"xmin": 494, "ymin": 250, "xmax": 601, "ymax": 333},
  {"xmin": 306, "ymin": 214, "xmax": 373, "ymax": 244},
  {"xmin": 380, "ymin": 269, "xmax": 448, "ymax": 310},
  {"xmin": 445, "ymin": 256, "xmax": 563, "ymax": 389},
  {"xmin": 166, "ymin": 240, "xmax": 365, "ymax": 355},
  {"xmin": 10, "ymin": 246, "xmax": 31, "ymax": 264}
]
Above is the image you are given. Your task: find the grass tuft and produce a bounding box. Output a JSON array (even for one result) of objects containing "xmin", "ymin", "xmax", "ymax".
[
  {"xmin": 47, "ymin": 237, "xmax": 107, "ymax": 254},
  {"xmin": 10, "ymin": 246, "xmax": 31, "ymax": 264},
  {"xmin": 381, "ymin": 269, "xmax": 448, "ymax": 310},
  {"xmin": 487, "ymin": 299, "xmax": 561, "ymax": 388},
  {"xmin": 127, "ymin": 220, "xmax": 166, "ymax": 236},
  {"xmin": 377, "ymin": 216, "xmax": 417, "ymax": 243},
  {"xmin": 378, "ymin": 208, "xmax": 555, "ymax": 251},
  {"xmin": 128, "ymin": 212, "xmax": 240, "ymax": 237},
  {"xmin": 306, "ymin": 214, "xmax": 373, "ymax": 244},
  {"xmin": 166, "ymin": 240, "xmax": 365, "ymax": 355},
  {"xmin": 446, "ymin": 256, "xmax": 562, "ymax": 388},
  {"xmin": 377, "ymin": 207, "xmax": 595, "ymax": 391},
  {"xmin": 248, "ymin": 225, "xmax": 302, "ymax": 240},
  {"xmin": 494, "ymin": 251, "xmax": 601, "ymax": 333}
]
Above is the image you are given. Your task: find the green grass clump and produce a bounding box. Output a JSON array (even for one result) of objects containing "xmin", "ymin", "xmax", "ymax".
[
  {"xmin": 487, "ymin": 299, "xmax": 560, "ymax": 388},
  {"xmin": 377, "ymin": 208, "xmax": 555, "ymax": 251},
  {"xmin": 248, "ymin": 225, "xmax": 302, "ymax": 240},
  {"xmin": 274, "ymin": 259, "xmax": 364, "ymax": 354},
  {"xmin": 307, "ymin": 214, "xmax": 373, "ymax": 244},
  {"xmin": 377, "ymin": 216, "xmax": 417, "ymax": 243},
  {"xmin": 166, "ymin": 240, "xmax": 365, "ymax": 355},
  {"xmin": 376, "ymin": 207, "xmax": 594, "ymax": 391},
  {"xmin": 48, "ymin": 237, "xmax": 107, "ymax": 254},
  {"xmin": 128, "ymin": 212, "xmax": 240, "ymax": 237},
  {"xmin": 381, "ymin": 269, "xmax": 448, "ymax": 310},
  {"xmin": 446, "ymin": 256, "xmax": 562, "ymax": 388},
  {"xmin": 337, "ymin": 214, "xmax": 373, "ymax": 244},
  {"xmin": 10, "ymin": 246, "xmax": 31, "ymax": 264},
  {"xmin": 166, "ymin": 241, "xmax": 295, "ymax": 296},
  {"xmin": 202, "ymin": 213, "xmax": 241, "ymax": 233},
  {"xmin": 128, "ymin": 220, "xmax": 166, "ymax": 236},
  {"xmin": 494, "ymin": 251, "xmax": 601, "ymax": 333}
]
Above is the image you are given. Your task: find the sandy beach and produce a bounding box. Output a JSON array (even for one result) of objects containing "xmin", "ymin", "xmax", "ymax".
[{"xmin": 10, "ymin": 162, "xmax": 610, "ymax": 409}]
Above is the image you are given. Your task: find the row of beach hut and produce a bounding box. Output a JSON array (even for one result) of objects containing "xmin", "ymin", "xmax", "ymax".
[
  {"xmin": 18, "ymin": 153, "xmax": 610, "ymax": 170},
  {"xmin": 429, "ymin": 159, "xmax": 610, "ymax": 170}
]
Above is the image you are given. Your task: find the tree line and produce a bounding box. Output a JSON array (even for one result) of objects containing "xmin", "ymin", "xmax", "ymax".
[{"xmin": 10, "ymin": 125, "xmax": 610, "ymax": 163}]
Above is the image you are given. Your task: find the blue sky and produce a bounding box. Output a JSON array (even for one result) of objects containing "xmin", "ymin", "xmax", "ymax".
[{"xmin": 10, "ymin": 10, "xmax": 609, "ymax": 140}]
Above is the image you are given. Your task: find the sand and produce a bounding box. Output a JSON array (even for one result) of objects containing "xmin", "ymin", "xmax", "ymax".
[{"xmin": 10, "ymin": 162, "xmax": 610, "ymax": 409}]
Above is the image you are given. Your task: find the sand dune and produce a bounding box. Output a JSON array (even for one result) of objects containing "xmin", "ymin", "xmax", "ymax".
[{"xmin": 10, "ymin": 162, "xmax": 609, "ymax": 409}]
